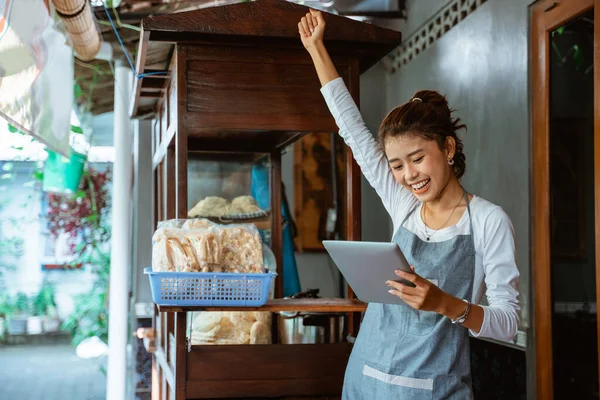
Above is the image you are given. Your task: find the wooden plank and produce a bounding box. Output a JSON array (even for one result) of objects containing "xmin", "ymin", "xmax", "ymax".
[
  {"xmin": 143, "ymin": 70, "xmax": 171, "ymax": 79},
  {"xmin": 187, "ymin": 135, "xmax": 268, "ymax": 153},
  {"xmin": 293, "ymin": 141, "xmax": 304, "ymax": 251},
  {"xmin": 187, "ymin": 343, "xmax": 352, "ymax": 380},
  {"xmin": 185, "ymin": 62, "xmax": 330, "ymax": 116},
  {"xmin": 157, "ymin": 298, "xmax": 367, "ymax": 313},
  {"xmin": 130, "ymin": 27, "xmax": 150, "ymax": 118},
  {"xmin": 142, "ymin": 0, "xmax": 401, "ymax": 73},
  {"xmin": 174, "ymin": 312, "xmax": 187, "ymax": 400},
  {"xmin": 153, "ymin": 304, "xmax": 162, "ymax": 400},
  {"xmin": 183, "ymin": 111, "xmax": 338, "ymax": 134},
  {"xmin": 271, "ymin": 150, "xmax": 283, "ymax": 299},
  {"xmin": 153, "ymin": 168, "xmax": 159, "ymax": 228},
  {"xmin": 187, "ymin": 60, "xmax": 325, "ymax": 90},
  {"xmin": 153, "ymin": 143, "xmax": 167, "ymax": 171},
  {"xmin": 186, "ymin": 378, "xmax": 342, "ymax": 399},
  {"xmin": 530, "ymin": 1, "xmax": 595, "ymax": 399},
  {"xmin": 276, "ymin": 132, "xmax": 306, "ymax": 150},
  {"xmin": 152, "ymin": 119, "xmax": 158, "ymax": 157},
  {"xmin": 186, "ymin": 131, "xmax": 307, "ymax": 153},
  {"xmin": 187, "ymin": 86, "xmax": 330, "ymax": 117},
  {"xmin": 346, "ymin": 58, "xmax": 362, "ymax": 337},
  {"xmin": 181, "ymin": 48, "xmax": 346, "ymax": 136},
  {"xmin": 184, "ymin": 43, "xmax": 345, "ymax": 65},
  {"xmin": 175, "ymin": 128, "xmax": 188, "ymax": 218},
  {"xmin": 161, "ymin": 99, "xmax": 169, "ymax": 140},
  {"xmin": 143, "ymin": 0, "xmax": 400, "ymax": 44},
  {"xmin": 164, "ymin": 125, "xmax": 177, "ymax": 152},
  {"xmin": 169, "ymin": 63, "xmax": 178, "ymax": 133},
  {"xmin": 157, "ymin": 163, "xmax": 164, "ymax": 222},
  {"xmin": 165, "ymin": 71, "xmax": 170, "ymax": 131},
  {"xmin": 174, "ymin": 45, "xmax": 189, "ymax": 400},
  {"xmin": 175, "ymin": 46, "xmax": 188, "ymax": 221},
  {"xmin": 165, "ymin": 315, "xmax": 174, "ymax": 365},
  {"xmin": 143, "ymin": 79, "xmax": 167, "ymax": 89},
  {"xmin": 155, "ymin": 348, "xmax": 175, "ymax": 390},
  {"xmin": 186, "ymin": 343, "xmax": 352, "ymax": 398},
  {"xmin": 141, "ymin": 91, "xmax": 164, "ymax": 99},
  {"xmin": 152, "ymin": 357, "xmax": 160, "ymax": 400},
  {"xmin": 165, "ymin": 147, "xmax": 176, "ymax": 220},
  {"xmin": 595, "ymin": 3, "xmax": 600, "ymax": 396},
  {"xmin": 530, "ymin": 4, "xmax": 552, "ymax": 398}
]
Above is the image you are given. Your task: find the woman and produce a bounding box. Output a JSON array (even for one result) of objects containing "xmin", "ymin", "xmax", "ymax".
[{"xmin": 298, "ymin": 9, "xmax": 520, "ymax": 399}]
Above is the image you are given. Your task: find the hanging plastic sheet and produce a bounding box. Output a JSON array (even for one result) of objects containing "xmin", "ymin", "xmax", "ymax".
[
  {"xmin": 251, "ymin": 162, "xmax": 301, "ymax": 297},
  {"xmin": 0, "ymin": 0, "xmax": 73, "ymax": 157}
]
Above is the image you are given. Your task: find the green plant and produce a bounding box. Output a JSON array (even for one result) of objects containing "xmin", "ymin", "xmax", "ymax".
[
  {"xmin": 0, "ymin": 198, "xmax": 23, "ymax": 278},
  {"xmin": 48, "ymin": 166, "xmax": 112, "ymax": 347},
  {"xmin": 61, "ymin": 283, "xmax": 108, "ymax": 346},
  {"xmin": 0, "ymin": 158, "xmax": 34, "ymax": 279},
  {"xmin": 0, "ymin": 292, "xmax": 31, "ymax": 320},
  {"xmin": 0, "ymin": 293, "xmax": 13, "ymax": 319},
  {"xmin": 13, "ymin": 292, "xmax": 30, "ymax": 316},
  {"xmin": 33, "ymin": 282, "xmax": 58, "ymax": 318}
]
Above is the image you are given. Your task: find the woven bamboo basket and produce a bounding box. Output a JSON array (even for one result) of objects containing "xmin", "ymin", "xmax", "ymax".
[
  {"xmin": 54, "ymin": 0, "xmax": 102, "ymax": 61},
  {"xmin": 61, "ymin": 1, "xmax": 95, "ymax": 34},
  {"xmin": 52, "ymin": 0, "xmax": 86, "ymax": 17},
  {"xmin": 72, "ymin": 25, "xmax": 102, "ymax": 61}
]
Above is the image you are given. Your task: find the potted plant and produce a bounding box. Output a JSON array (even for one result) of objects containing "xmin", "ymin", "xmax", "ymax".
[
  {"xmin": 61, "ymin": 282, "xmax": 108, "ymax": 346},
  {"xmin": 6, "ymin": 292, "xmax": 29, "ymax": 335},
  {"xmin": 34, "ymin": 282, "xmax": 60, "ymax": 332},
  {"xmin": 0, "ymin": 293, "xmax": 11, "ymax": 340},
  {"xmin": 27, "ymin": 298, "xmax": 44, "ymax": 335}
]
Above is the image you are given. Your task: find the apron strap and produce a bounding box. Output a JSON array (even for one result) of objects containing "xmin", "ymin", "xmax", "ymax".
[
  {"xmin": 400, "ymin": 202, "xmax": 419, "ymax": 227},
  {"xmin": 464, "ymin": 188, "xmax": 476, "ymax": 251},
  {"xmin": 464, "ymin": 188, "xmax": 473, "ymax": 235},
  {"xmin": 401, "ymin": 188, "xmax": 474, "ymax": 235}
]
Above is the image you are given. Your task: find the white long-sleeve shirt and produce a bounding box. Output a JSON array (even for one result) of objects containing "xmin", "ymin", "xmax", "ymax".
[{"xmin": 320, "ymin": 77, "xmax": 520, "ymax": 342}]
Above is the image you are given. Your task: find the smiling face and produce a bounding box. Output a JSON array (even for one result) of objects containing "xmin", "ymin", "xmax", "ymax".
[{"xmin": 384, "ymin": 134, "xmax": 455, "ymax": 203}]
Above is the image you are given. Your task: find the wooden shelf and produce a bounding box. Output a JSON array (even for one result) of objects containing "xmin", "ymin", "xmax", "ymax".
[
  {"xmin": 140, "ymin": 1, "xmax": 397, "ymax": 396},
  {"xmin": 157, "ymin": 298, "xmax": 367, "ymax": 313},
  {"xmin": 186, "ymin": 343, "xmax": 352, "ymax": 399}
]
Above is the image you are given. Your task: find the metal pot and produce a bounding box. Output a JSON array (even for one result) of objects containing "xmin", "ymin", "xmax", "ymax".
[{"xmin": 277, "ymin": 311, "xmax": 345, "ymax": 344}]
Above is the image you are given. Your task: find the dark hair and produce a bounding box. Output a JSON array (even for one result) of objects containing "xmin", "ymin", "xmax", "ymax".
[{"xmin": 378, "ymin": 90, "xmax": 467, "ymax": 179}]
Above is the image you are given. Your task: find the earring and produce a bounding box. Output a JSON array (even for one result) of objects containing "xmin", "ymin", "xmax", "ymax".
[{"xmin": 448, "ymin": 158, "xmax": 454, "ymax": 166}]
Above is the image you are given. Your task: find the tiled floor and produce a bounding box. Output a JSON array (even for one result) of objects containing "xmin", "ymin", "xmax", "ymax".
[{"xmin": 0, "ymin": 341, "xmax": 106, "ymax": 400}]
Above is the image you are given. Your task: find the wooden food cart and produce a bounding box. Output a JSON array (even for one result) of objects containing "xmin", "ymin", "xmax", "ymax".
[{"xmin": 129, "ymin": 0, "xmax": 401, "ymax": 398}]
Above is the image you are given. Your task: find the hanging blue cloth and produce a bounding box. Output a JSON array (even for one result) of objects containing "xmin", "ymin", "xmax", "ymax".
[{"xmin": 251, "ymin": 162, "xmax": 301, "ymax": 297}]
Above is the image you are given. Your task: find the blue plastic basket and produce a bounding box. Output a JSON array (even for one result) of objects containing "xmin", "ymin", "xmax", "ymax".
[{"xmin": 144, "ymin": 268, "xmax": 277, "ymax": 307}]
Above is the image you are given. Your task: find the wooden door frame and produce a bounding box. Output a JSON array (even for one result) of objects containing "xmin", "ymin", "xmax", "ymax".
[{"xmin": 531, "ymin": 1, "xmax": 596, "ymax": 399}]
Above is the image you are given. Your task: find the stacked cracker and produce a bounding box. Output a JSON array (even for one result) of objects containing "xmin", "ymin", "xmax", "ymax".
[
  {"xmin": 188, "ymin": 195, "xmax": 264, "ymax": 218},
  {"xmin": 152, "ymin": 218, "xmax": 264, "ymax": 273},
  {"xmin": 191, "ymin": 311, "xmax": 272, "ymax": 345}
]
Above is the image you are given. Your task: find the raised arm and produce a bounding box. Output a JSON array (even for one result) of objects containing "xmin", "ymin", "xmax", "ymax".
[
  {"xmin": 298, "ymin": 10, "xmax": 415, "ymax": 223},
  {"xmin": 298, "ymin": 9, "xmax": 339, "ymax": 86}
]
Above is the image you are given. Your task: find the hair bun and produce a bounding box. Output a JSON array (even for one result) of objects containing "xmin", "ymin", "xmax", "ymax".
[{"xmin": 379, "ymin": 89, "xmax": 467, "ymax": 179}]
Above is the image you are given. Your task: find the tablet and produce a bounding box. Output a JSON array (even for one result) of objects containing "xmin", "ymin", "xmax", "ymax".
[{"xmin": 322, "ymin": 240, "xmax": 415, "ymax": 305}]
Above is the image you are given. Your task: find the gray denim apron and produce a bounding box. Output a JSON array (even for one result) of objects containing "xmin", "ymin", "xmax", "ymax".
[{"xmin": 342, "ymin": 192, "xmax": 475, "ymax": 399}]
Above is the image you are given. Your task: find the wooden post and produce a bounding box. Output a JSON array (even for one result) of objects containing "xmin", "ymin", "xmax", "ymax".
[
  {"xmin": 171, "ymin": 45, "xmax": 189, "ymax": 400},
  {"xmin": 270, "ymin": 150, "xmax": 283, "ymax": 299},
  {"xmin": 346, "ymin": 59, "xmax": 362, "ymax": 337}
]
